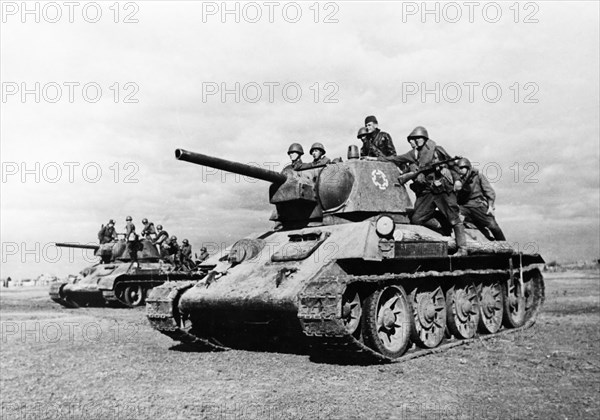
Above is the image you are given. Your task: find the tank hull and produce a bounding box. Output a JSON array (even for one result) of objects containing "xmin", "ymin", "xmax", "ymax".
[{"xmin": 147, "ymin": 221, "xmax": 544, "ymax": 361}]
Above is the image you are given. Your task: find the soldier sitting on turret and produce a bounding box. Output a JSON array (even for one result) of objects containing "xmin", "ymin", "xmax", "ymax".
[{"xmin": 299, "ymin": 142, "xmax": 330, "ymax": 169}]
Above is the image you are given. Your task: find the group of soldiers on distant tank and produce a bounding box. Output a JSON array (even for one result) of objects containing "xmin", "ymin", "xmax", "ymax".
[
  {"xmin": 285, "ymin": 115, "xmax": 505, "ymax": 255},
  {"xmin": 97, "ymin": 216, "xmax": 210, "ymax": 268}
]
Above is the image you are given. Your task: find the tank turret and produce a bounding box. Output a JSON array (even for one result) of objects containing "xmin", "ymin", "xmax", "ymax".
[{"xmin": 175, "ymin": 149, "xmax": 412, "ymax": 226}]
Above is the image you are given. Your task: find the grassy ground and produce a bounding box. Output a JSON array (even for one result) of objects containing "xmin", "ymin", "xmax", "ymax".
[{"xmin": 1, "ymin": 270, "xmax": 598, "ymax": 420}]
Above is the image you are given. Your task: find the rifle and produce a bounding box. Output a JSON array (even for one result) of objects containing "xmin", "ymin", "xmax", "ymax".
[{"xmin": 398, "ymin": 156, "xmax": 462, "ymax": 184}]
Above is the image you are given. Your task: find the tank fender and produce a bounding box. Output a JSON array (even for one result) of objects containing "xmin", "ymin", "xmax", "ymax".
[{"xmin": 96, "ymin": 263, "xmax": 133, "ymax": 290}]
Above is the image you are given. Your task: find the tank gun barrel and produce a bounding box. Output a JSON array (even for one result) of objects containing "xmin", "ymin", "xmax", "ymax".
[
  {"xmin": 55, "ymin": 243, "xmax": 100, "ymax": 250},
  {"xmin": 175, "ymin": 149, "xmax": 287, "ymax": 185}
]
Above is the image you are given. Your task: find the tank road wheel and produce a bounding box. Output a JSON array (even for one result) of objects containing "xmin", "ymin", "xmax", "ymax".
[
  {"xmin": 362, "ymin": 285, "xmax": 412, "ymax": 359},
  {"xmin": 341, "ymin": 288, "xmax": 362, "ymax": 335},
  {"xmin": 124, "ymin": 285, "xmax": 145, "ymax": 307},
  {"xmin": 446, "ymin": 283, "xmax": 480, "ymax": 339},
  {"xmin": 503, "ymin": 276, "xmax": 526, "ymax": 328},
  {"xmin": 409, "ymin": 285, "xmax": 446, "ymax": 348},
  {"xmin": 478, "ymin": 282, "xmax": 504, "ymax": 334}
]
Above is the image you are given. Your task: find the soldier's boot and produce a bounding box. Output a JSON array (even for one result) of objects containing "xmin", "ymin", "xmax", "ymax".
[
  {"xmin": 488, "ymin": 222, "xmax": 506, "ymax": 241},
  {"xmin": 453, "ymin": 223, "xmax": 469, "ymax": 257}
]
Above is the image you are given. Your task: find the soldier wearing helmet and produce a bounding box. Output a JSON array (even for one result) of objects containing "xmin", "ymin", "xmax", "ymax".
[
  {"xmin": 399, "ymin": 126, "xmax": 468, "ymax": 256},
  {"xmin": 164, "ymin": 236, "xmax": 180, "ymax": 265},
  {"xmin": 179, "ymin": 239, "xmax": 193, "ymax": 268},
  {"xmin": 198, "ymin": 246, "xmax": 210, "ymax": 262},
  {"xmin": 124, "ymin": 216, "xmax": 139, "ymax": 264},
  {"xmin": 299, "ymin": 142, "xmax": 331, "ymax": 169},
  {"xmin": 140, "ymin": 218, "xmax": 156, "ymax": 239},
  {"xmin": 153, "ymin": 224, "xmax": 169, "ymax": 255},
  {"xmin": 357, "ymin": 127, "xmax": 368, "ymax": 142},
  {"xmin": 456, "ymin": 158, "xmax": 506, "ymax": 241},
  {"xmin": 286, "ymin": 143, "xmax": 304, "ymax": 170},
  {"xmin": 98, "ymin": 219, "xmax": 117, "ymax": 244},
  {"xmin": 361, "ymin": 115, "xmax": 396, "ymax": 158}
]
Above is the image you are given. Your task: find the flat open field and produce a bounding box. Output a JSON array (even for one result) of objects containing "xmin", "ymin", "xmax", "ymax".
[{"xmin": 1, "ymin": 270, "xmax": 599, "ymax": 420}]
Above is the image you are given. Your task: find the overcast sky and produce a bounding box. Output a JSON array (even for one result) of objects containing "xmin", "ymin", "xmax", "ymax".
[{"xmin": 1, "ymin": 1, "xmax": 599, "ymax": 279}]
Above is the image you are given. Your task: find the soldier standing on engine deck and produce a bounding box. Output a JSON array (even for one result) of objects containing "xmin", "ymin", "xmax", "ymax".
[
  {"xmin": 361, "ymin": 115, "xmax": 397, "ymax": 158},
  {"xmin": 456, "ymin": 158, "xmax": 506, "ymax": 241},
  {"xmin": 124, "ymin": 216, "xmax": 139, "ymax": 264},
  {"xmin": 400, "ymin": 126, "xmax": 469, "ymax": 256}
]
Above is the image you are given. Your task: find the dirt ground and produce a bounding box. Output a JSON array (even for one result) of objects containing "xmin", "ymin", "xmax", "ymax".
[{"xmin": 1, "ymin": 270, "xmax": 598, "ymax": 420}]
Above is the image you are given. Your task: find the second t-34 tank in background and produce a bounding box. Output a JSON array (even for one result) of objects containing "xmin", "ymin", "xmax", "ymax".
[
  {"xmin": 50, "ymin": 238, "xmax": 204, "ymax": 308},
  {"xmin": 147, "ymin": 148, "xmax": 544, "ymax": 363}
]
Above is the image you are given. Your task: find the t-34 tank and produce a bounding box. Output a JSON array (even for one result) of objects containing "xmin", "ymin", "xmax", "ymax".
[
  {"xmin": 50, "ymin": 239, "xmax": 204, "ymax": 308},
  {"xmin": 146, "ymin": 148, "xmax": 544, "ymax": 363}
]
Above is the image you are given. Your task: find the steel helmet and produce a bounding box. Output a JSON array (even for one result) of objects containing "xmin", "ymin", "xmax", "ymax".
[
  {"xmin": 126, "ymin": 216, "xmax": 132, "ymax": 221},
  {"xmin": 170, "ymin": 236, "xmax": 177, "ymax": 241},
  {"xmin": 182, "ymin": 239, "xmax": 189, "ymax": 244},
  {"xmin": 457, "ymin": 157, "xmax": 472, "ymax": 169},
  {"xmin": 287, "ymin": 143, "xmax": 304, "ymax": 155},
  {"xmin": 357, "ymin": 127, "xmax": 368, "ymax": 139},
  {"xmin": 108, "ymin": 219, "xmax": 115, "ymax": 225},
  {"xmin": 407, "ymin": 126, "xmax": 429, "ymax": 140},
  {"xmin": 157, "ymin": 224, "xmax": 163, "ymax": 230},
  {"xmin": 310, "ymin": 142, "xmax": 326, "ymax": 154},
  {"xmin": 142, "ymin": 218, "xmax": 148, "ymax": 224}
]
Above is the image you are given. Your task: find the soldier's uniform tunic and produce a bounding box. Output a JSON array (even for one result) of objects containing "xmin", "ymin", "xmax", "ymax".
[
  {"xmin": 361, "ymin": 129, "xmax": 396, "ymax": 158},
  {"xmin": 458, "ymin": 169, "xmax": 506, "ymax": 241}
]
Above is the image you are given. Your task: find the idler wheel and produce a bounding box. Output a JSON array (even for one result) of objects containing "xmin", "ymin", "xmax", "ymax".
[
  {"xmin": 341, "ymin": 288, "xmax": 362, "ymax": 335},
  {"xmin": 362, "ymin": 285, "xmax": 412, "ymax": 359},
  {"xmin": 409, "ymin": 285, "xmax": 446, "ymax": 348},
  {"xmin": 446, "ymin": 283, "xmax": 480, "ymax": 339},
  {"xmin": 503, "ymin": 276, "xmax": 526, "ymax": 328},
  {"xmin": 124, "ymin": 285, "xmax": 145, "ymax": 307},
  {"xmin": 477, "ymin": 282, "xmax": 504, "ymax": 334}
]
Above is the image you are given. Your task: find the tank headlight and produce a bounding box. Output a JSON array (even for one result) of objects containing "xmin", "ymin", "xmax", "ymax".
[{"xmin": 376, "ymin": 216, "xmax": 395, "ymax": 237}]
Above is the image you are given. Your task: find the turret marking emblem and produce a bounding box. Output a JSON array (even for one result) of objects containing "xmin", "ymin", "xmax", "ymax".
[{"xmin": 371, "ymin": 169, "xmax": 389, "ymax": 190}]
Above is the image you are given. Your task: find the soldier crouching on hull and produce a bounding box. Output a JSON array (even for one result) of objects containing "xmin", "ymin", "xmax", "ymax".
[
  {"xmin": 299, "ymin": 143, "xmax": 331, "ymax": 169},
  {"xmin": 286, "ymin": 143, "xmax": 304, "ymax": 170},
  {"xmin": 153, "ymin": 224, "xmax": 169, "ymax": 256},
  {"xmin": 124, "ymin": 216, "xmax": 139, "ymax": 264},
  {"xmin": 400, "ymin": 126, "xmax": 468, "ymax": 256},
  {"xmin": 361, "ymin": 115, "xmax": 397, "ymax": 158},
  {"xmin": 456, "ymin": 158, "xmax": 506, "ymax": 241},
  {"xmin": 140, "ymin": 218, "xmax": 156, "ymax": 239}
]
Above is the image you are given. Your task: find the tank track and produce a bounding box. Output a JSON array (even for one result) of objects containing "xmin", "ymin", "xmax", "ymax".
[
  {"xmin": 146, "ymin": 281, "xmax": 228, "ymax": 352},
  {"xmin": 298, "ymin": 266, "xmax": 545, "ymax": 364}
]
